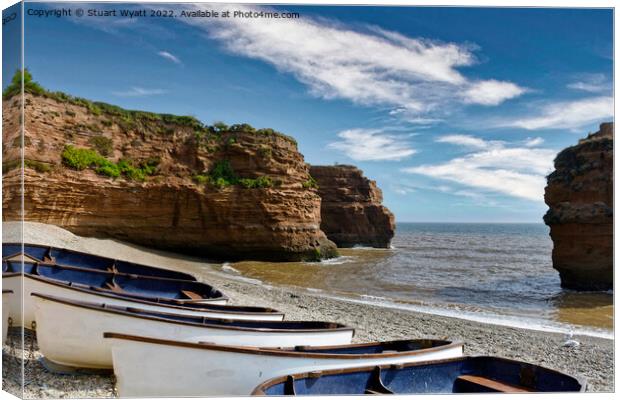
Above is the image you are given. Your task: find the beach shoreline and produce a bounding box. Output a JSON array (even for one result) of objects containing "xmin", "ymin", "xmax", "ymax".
[{"xmin": 2, "ymin": 222, "xmax": 614, "ymax": 397}]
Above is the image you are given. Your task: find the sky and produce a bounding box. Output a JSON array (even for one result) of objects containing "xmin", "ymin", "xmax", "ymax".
[{"xmin": 4, "ymin": 3, "xmax": 614, "ymax": 222}]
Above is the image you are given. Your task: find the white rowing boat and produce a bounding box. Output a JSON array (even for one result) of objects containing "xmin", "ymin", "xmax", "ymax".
[
  {"xmin": 2, "ymin": 290, "xmax": 12, "ymax": 344},
  {"xmin": 33, "ymin": 293, "xmax": 354, "ymax": 369},
  {"xmin": 104, "ymin": 332, "xmax": 464, "ymax": 397},
  {"xmin": 3, "ymin": 270, "xmax": 230, "ymax": 329},
  {"xmin": 2, "ymin": 273, "xmax": 282, "ymax": 327}
]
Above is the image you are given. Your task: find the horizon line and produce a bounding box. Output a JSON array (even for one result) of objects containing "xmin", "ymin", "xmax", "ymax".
[{"xmin": 396, "ymin": 221, "xmax": 546, "ymax": 224}]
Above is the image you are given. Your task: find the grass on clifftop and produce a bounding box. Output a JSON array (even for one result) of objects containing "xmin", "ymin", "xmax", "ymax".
[
  {"xmin": 62, "ymin": 145, "xmax": 159, "ymax": 181},
  {"xmin": 4, "ymin": 70, "xmax": 297, "ymax": 145}
]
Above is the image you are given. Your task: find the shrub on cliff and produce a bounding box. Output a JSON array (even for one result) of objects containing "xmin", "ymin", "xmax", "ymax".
[
  {"xmin": 211, "ymin": 121, "xmax": 229, "ymax": 133},
  {"xmin": 229, "ymin": 123, "xmax": 256, "ymax": 133},
  {"xmin": 302, "ymin": 176, "xmax": 319, "ymax": 189},
  {"xmin": 25, "ymin": 159, "xmax": 52, "ymax": 173},
  {"xmin": 3, "ymin": 159, "xmax": 52, "ymax": 174},
  {"xmin": 192, "ymin": 174, "xmax": 209, "ymax": 184},
  {"xmin": 239, "ymin": 176, "xmax": 273, "ymax": 189},
  {"xmin": 208, "ymin": 160, "xmax": 238, "ymax": 187},
  {"xmin": 88, "ymin": 135, "xmax": 114, "ymax": 156},
  {"xmin": 3, "ymin": 69, "xmax": 45, "ymax": 99},
  {"xmin": 203, "ymin": 160, "xmax": 274, "ymax": 189},
  {"xmin": 62, "ymin": 145, "xmax": 108, "ymax": 170},
  {"xmin": 62, "ymin": 145, "xmax": 158, "ymax": 181}
]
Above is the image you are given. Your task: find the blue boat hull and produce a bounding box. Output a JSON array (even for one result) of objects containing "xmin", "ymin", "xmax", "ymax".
[
  {"xmin": 3, "ymin": 260, "xmax": 226, "ymax": 302},
  {"xmin": 253, "ymin": 356, "xmax": 585, "ymax": 395},
  {"xmin": 3, "ymin": 243, "xmax": 196, "ymax": 281}
]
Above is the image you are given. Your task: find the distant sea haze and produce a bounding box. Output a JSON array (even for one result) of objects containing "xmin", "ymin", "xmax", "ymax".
[{"xmin": 225, "ymin": 223, "xmax": 613, "ymax": 338}]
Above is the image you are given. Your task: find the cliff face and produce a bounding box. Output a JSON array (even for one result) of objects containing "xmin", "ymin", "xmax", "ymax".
[
  {"xmin": 309, "ymin": 165, "xmax": 395, "ymax": 248},
  {"xmin": 543, "ymin": 122, "xmax": 613, "ymax": 291},
  {"xmin": 2, "ymin": 93, "xmax": 337, "ymax": 261}
]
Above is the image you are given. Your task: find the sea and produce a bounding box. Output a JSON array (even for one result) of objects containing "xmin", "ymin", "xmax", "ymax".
[{"xmin": 218, "ymin": 223, "xmax": 613, "ymax": 339}]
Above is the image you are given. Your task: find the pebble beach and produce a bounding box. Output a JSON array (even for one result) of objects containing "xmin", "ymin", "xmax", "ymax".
[{"xmin": 1, "ymin": 222, "xmax": 613, "ymax": 397}]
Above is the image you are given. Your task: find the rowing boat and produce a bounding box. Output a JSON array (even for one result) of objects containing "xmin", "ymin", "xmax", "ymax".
[
  {"xmin": 252, "ymin": 356, "xmax": 586, "ymax": 395},
  {"xmin": 3, "ymin": 243, "xmax": 196, "ymax": 281},
  {"xmin": 3, "ymin": 260, "xmax": 228, "ymax": 327},
  {"xmin": 3, "ymin": 271, "xmax": 281, "ymax": 326},
  {"xmin": 32, "ymin": 293, "xmax": 355, "ymax": 369},
  {"xmin": 2, "ymin": 290, "xmax": 12, "ymax": 344},
  {"xmin": 104, "ymin": 332, "xmax": 464, "ymax": 397}
]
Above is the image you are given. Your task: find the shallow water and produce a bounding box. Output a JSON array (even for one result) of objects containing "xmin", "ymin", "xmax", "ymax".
[{"xmin": 222, "ymin": 223, "xmax": 613, "ymax": 337}]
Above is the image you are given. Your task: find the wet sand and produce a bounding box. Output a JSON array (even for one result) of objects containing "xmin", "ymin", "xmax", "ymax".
[{"xmin": 2, "ymin": 222, "xmax": 613, "ymax": 397}]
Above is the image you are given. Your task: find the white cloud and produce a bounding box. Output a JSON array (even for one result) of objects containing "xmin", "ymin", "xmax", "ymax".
[
  {"xmin": 174, "ymin": 4, "xmax": 525, "ymax": 120},
  {"xmin": 403, "ymin": 136, "xmax": 556, "ymax": 201},
  {"xmin": 328, "ymin": 129, "xmax": 416, "ymax": 161},
  {"xmin": 524, "ymin": 137, "xmax": 544, "ymax": 147},
  {"xmin": 567, "ymin": 73, "xmax": 610, "ymax": 93},
  {"xmin": 392, "ymin": 185, "xmax": 417, "ymax": 195},
  {"xmin": 462, "ymin": 80, "xmax": 526, "ymax": 106},
  {"xmin": 436, "ymin": 134, "xmax": 498, "ymax": 149},
  {"xmin": 157, "ymin": 51, "xmax": 182, "ymax": 65},
  {"xmin": 112, "ymin": 87, "xmax": 167, "ymax": 97},
  {"xmin": 568, "ymin": 81, "xmax": 607, "ymax": 93},
  {"xmin": 498, "ymin": 96, "xmax": 613, "ymax": 130}
]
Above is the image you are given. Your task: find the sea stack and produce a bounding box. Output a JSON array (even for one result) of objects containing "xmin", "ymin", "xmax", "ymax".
[
  {"xmin": 543, "ymin": 122, "xmax": 613, "ymax": 291},
  {"xmin": 2, "ymin": 92, "xmax": 338, "ymax": 261},
  {"xmin": 309, "ymin": 165, "xmax": 395, "ymax": 248}
]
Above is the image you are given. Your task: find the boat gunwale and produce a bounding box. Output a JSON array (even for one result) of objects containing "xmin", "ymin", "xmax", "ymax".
[
  {"xmin": 31, "ymin": 293, "xmax": 355, "ymax": 334},
  {"xmin": 249, "ymin": 355, "xmax": 587, "ymax": 395},
  {"xmin": 103, "ymin": 331, "xmax": 463, "ymax": 359},
  {"xmin": 3, "ymin": 251, "xmax": 44, "ymax": 263},
  {"xmin": 2, "ymin": 273, "xmax": 275, "ymax": 314},
  {"xmin": 3, "ymin": 263, "xmax": 229, "ymax": 303},
  {"xmin": 2, "ymin": 243, "xmax": 197, "ymax": 281}
]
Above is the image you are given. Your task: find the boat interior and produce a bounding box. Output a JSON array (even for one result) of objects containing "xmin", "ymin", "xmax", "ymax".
[
  {"xmin": 2, "ymin": 243, "xmax": 195, "ymax": 281},
  {"xmin": 33, "ymin": 293, "xmax": 348, "ymax": 331},
  {"xmin": 258, "ymin": 357, "xmax": 584, "ymax": 395},
  {"xmin": 3, "ymin": 260, "xmax": 224, "ymax": 301},
  {"xmin": 283, "ymin": 339, "xmax": 455, "ymax": 355}
]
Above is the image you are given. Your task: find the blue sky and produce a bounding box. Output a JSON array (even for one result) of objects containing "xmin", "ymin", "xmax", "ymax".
[{"xmin": 7, "ymin": 3, "xmax": 614, "ymax": 222}]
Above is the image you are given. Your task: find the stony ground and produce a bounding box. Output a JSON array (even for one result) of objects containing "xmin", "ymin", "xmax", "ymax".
[{"xmin": 1, "ymin": 222, "xmax": 613, "ymax": 396}]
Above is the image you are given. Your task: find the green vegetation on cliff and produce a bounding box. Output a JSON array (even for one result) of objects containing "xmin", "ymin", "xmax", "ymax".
[
  {"xmin": 3, "ymin": 159, "xmax": 52, "ymax": 174},
  {"xmin": 2, "ymin": 69, "xmax": 45, "ymax": 99},
  {"xmin": 302, "ymin": 176, "xmax": 319, "ymax": 189},
  {"xmin": 193, "ymin": 160, "xmax": 274, "ymax": 190},
  {"xmin": 61, "ymin": 145, "xmax": 159, "ymax": 181},
  {"xmin": 4, "ymin": 70, "xmax": 297, "ymax": 145}
]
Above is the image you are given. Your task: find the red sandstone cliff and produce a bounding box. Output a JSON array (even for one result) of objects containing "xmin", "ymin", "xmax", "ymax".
[
  {"xmin": 2, "ymin": 92, "xmax": 337, "ymax": 261},
  {"xmin": 309, "ymin": 165, "xmax": 395, "ymax": 248},
  {"xmin": 543, "ymin": 122, "xmax": 613, "ymax": 291}
]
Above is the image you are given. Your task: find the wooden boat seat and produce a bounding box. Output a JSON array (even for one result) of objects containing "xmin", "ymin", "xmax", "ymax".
[
  {"xmin": 182, "ymin": 290, "xmax": 203, "ymax": 300},
  {"xmin": 455, "ymin": 375, "xmax": 534, "ymax": 393},
  {"xmin": 105, "ymin": 282, "xmax": 125, "ymax": 293},
  {"xmin": 364, "ymin": 366, "xmax": 394, "ymax": 395}
]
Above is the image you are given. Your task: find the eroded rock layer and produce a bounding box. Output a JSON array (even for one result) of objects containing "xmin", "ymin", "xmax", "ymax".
[
  {"xmin": 309, "ymin": 165, "xmax": 395, "ymax": 248},
  {"xmin": 2, "ymin": 93, "xmax": 337, "ymax": 261},
  {"xmin": 543, "ymin": 122, "xmax": 613, "ymax": 291}
]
